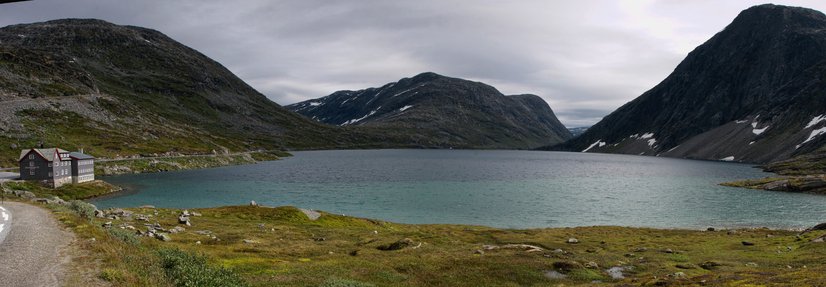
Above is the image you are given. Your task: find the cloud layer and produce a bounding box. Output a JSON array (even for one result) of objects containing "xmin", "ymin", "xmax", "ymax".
[{"xmin": 1, "ymin": 0, "xmax": 825, "ymax": 127}]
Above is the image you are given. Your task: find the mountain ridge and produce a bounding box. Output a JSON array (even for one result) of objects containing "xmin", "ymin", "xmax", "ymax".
[
  {"xmin": 287, "ymin": 72, "xmax": 572, "ymax": 149},
  {"xmin": 548, "ymin": 4, "xmax": 826, "ymax": 164}
]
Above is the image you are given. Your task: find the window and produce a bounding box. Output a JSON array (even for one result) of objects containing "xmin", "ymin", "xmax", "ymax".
[
  {"xmin": 48, "ymin": 172, "xmax": 52, "ymax": 177},
  {"xmin": 48, "ymin": 163, "xmax": 52, "ymax": 167},
  {"xmin": 29, "ymin": 154, "xmax": 33, "ymax": 159},
  {"xmin": 29, "ymin": 161, "xmax": 34, "ymax": 167},
  {"xmin": 30, "ymin": 170, "xmax": 35, "ymax": 175}
]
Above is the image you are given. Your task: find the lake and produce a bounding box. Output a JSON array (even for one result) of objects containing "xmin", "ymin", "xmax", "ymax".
[{"xmin": 87, "ymin": 149, "xmax": 826, "ymax": 230}]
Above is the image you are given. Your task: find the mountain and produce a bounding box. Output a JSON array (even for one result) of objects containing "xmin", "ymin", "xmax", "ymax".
[
  {"xmin": 567, "ymin": 127, "xmax": 590, "ymax": 137},
  {"xmin": 0, "ymin": 19, "xmax": 419, "ymax": 167},
  {"xmin": 286, "ymin": 72, "xmax": 573, "ymax": 149},
  {"xmin": 550, "ymin": 4, "xmax": 826, "ymax": 164}
]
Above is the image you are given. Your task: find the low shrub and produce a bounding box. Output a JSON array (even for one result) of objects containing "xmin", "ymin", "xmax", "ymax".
[
  {"xmin": 98, "ymin": 268, "xmax": 125, "ymax": 282},
  {"xmin": 69, "ymin": 200, "xmax": 96, "ymax": 219},
  {"xmin": 155, "ymin": 248, "xmax": 248, "ymax": 287},
  {"xmin": 105, "ymin": 227, "xmax": 141, "ymax": 246}
]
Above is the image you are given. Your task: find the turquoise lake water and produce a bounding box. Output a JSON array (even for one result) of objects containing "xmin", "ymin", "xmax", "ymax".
[{"xmin": 86, "ymin": 150, "xmax": 826, "ymax": 229}]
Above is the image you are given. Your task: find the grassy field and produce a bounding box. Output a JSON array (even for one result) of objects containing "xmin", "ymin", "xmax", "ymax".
[{"xmin": 11, "ymin": 186, "xmax": 826, "ymax": 286}]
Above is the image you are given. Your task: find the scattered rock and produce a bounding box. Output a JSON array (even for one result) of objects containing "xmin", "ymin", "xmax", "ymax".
[
  {"xmin": 699, "ymin": 261, "xmax": 724, "ymax": 270},
  {"xmin": 503, "ymin": 244, "xmax": 542, "ymax": 252},
  {"xmin": 662, "ymin": 248, "xmax": 674, "ymax": 253},
  {"xmin": 727, "ymin": 230, "xmax": 737, "ymax": 235},
  {"xmin": 299, "ymin": 209, "xmax": 321, "ymax": 220},
  {"xmin": 371, "ymin": 231, "xmax": 378, "ymax": 234},
  {"xmin": 178, "ymin": 210, "xmax": 190, "ymax": 225},
  {"xmin": 634, "ymin": 247, "xmax": 647, "ymax": 252},
  {"xmin": 139, "ymin": 205, "xmax": 155, "ymax": 209},
  {"xmin": 194, "ymin": 230, "xmax": 212, "ymax": 235},
  {"xmin": 764, "ymin": 179, "xmax": 790, "ymax": 191},
  {"xmin": 315, "ymin": 237, "xmax": 325, "ymax": 242},
  {"xmin": 605, "ymin": 266, "xmax": 634, "ymax": 279},
  {"xmin": 20, "ymin": 191, "xmax": 35, "ymax": 199},
  {"xmin": 668, "ymin": 272, "xmax": 686, "ymax": 277},
  {"xmin": 258, "ymin": 223, "xmax": 265, "ymax": 229},
  {"xmin": 585, "ymin": 262, "xmax": 599, "ymax": 269},
  {"xmin": 742, "ymin": 241, "xmax": 755, "ymax": 246},
  {"xmin": 244, "ymin": 240, "xmax": 261, "ymax": 244},
  {"xmin": 170, "ymin": 226, "xmax": 185, "ymax": 233},
  {"xmin": 707, "ymin": 227, "xmax": 716, "ymax": 231},
  {"xmin": 745, "ymin": 262, "xmax": 758, "ymax": 267},
  {"xmin": 102, "ymin": 222, "xmax": 112, "ymax": 228},
  {"xmin": 552, "ymin": 249, "xmax": 564, "ymax": 253},
  {"xmin": 544, "ymin": 270, "xmax": 567, "ymax": 279},
  {"xmin": 475, "ymin": 250, "xmax": 484, "ymax": 255},
  {"xmin": 191, "ymin": 212, "xmax": 201, "ymax": 217},
  {"xmin": 566, "ymin": 238, "xmax": 579, "ymax": 244},
  {"xmin": 156, "ymin": 233, "xmax": 172, "ymax": 242},
  {"xmin": 377, "ymin": 238, "xmax": 415, "ymax": 251},
  {"xmin": 801, "ymin": 222, "xmax": 826, "ymax": 235}
]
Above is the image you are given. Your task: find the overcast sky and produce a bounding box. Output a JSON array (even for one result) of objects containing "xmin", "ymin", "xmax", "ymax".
[{"xmin": 1, "ymin": 1, "xmax": 825, "ymax": 127}]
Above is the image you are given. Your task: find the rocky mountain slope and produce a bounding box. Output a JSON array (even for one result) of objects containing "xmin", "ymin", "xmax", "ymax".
[
  {"xmin": 0, "ymin": 19, "xmax": 435, "ymax": 167},
  {"xmin": 550, "ymin": 4, "xmax": 826, "ymax": 164},
  {"xmin": 287, "ymin": 72, "xmax": 572, "ymax": 149}
]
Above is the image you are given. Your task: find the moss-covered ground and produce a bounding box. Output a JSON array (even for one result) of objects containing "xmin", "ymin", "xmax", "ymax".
[
  {"xmin": 50, "ymin": 202, "xmax": 826, "ymax": 286},
  {"xmin": 93, "ymin": 151, "xmax": 288, "ymax": 176}
]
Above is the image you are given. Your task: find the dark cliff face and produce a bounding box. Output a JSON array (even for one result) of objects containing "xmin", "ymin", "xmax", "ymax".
[
  {"xmin": 287, "ymin": 72, "xmax": 572, "ymax": 149},
  {"xmin": 552, "ymin": 4, "xmax": 826, "ymax": 164}
]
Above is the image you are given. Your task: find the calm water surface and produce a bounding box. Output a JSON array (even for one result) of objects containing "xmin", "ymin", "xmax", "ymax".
[{"xmin": 87, "ymin": 150, "xmax": 826, "ymax": 229}]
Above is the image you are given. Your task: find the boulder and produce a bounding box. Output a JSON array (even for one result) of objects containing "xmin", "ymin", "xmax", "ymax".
[
  {"xmin": 156, "ymin": 233, "xmax": 172, "ymax": 242},
  {"xmin": 377, "ymin": 238, "xmax": 415, "ymax": 251},
  {"xmin": 742, "ymin": 241, "xmax": 755, "ymax": 246},
  {"xmin": 566, "ymin": 238, "xmax": 579, "ymax": 244},
  {"xmin": 178, "ymin": 212, "xmax": 190, "ymax": 225},
  {"xmin": 796, "ymin": 180, "xmax": 826, "ymax": 191},
  {"xmin": 170, "ymin": 226, "xmax": 186, "ymax": 233},
  {"xmin": 250, "ymin": 200, "xmax": 258, "ymax": 206},
  {"xmin": 764, "ymin": 179, "xmax": 790, "ymax": 191}
]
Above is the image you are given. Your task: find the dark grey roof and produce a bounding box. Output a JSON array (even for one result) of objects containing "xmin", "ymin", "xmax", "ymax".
[{"xmin": 69, "ymin": 152, "xmax": 95, "ymax": 160}]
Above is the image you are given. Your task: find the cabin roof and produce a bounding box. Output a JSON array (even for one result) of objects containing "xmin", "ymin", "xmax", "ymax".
[
  {"xmin": 69, "ymin": 152, "xmax": 94, "ymax": 160},
  {"xmin": 18, "ymin": 148, "xmax": 71, "ymax": 163}
]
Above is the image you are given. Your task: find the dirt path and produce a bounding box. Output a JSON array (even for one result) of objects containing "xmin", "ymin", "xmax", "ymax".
[{"xmin": 0, "ymin": 201, "xmax": 107, "ymax": 286}]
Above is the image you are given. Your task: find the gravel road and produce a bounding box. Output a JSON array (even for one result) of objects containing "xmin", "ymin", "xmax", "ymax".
[{"xmin": 0, "ymin": 201, "xmax": 107, "ymax": 286}]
